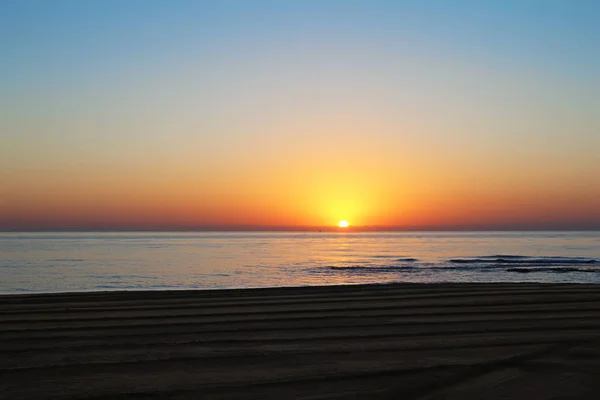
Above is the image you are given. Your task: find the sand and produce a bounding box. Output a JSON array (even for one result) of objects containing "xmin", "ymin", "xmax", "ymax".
[{"xmin": 2, "ymin": 283, "xmax": 600, "ymax": 399}]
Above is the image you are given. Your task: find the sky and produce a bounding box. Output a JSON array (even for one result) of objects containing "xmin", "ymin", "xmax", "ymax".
[{"xmin": 1, "ymin": 0, "xmax": 599, "ymax": 230}]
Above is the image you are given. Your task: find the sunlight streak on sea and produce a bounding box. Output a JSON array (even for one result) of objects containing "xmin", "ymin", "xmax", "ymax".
[{"xmin": 1, "ymin": 232, "xmax": 600, "ymax": 293}]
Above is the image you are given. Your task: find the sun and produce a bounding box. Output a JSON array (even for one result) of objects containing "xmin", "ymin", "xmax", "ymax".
[{"xmin": 338, "ymin": 220, "xmax": 349, "ymax": 228}]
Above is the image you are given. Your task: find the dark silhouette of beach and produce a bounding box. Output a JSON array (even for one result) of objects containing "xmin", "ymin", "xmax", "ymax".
[{"xmin": 2, "ymin": 283, "xmax": 600, "ymax": 399}]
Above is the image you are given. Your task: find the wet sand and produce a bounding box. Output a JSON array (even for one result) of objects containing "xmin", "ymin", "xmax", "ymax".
[{"xmin": 2, "ymin": 283, "xmax": 600, "ymax": 399}]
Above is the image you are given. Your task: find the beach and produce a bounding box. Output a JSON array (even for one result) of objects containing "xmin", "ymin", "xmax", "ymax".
[{"xmin": 2, "ymin": 283, "xmax": 600, "ymax": 399}]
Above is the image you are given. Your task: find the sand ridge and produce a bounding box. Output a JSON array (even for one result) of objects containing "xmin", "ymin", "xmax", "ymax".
[{"xmin": 2, "ymin": 283, "xmax": 600, "ymax": 399}]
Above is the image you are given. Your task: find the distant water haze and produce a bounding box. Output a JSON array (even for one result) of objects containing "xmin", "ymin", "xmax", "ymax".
[{"xmin": 2, "ymin": 231, "xmax": 600, "ymax": 294}]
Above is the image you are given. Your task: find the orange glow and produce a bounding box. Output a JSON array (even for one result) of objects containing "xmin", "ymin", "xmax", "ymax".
[
  {"xmin": 2, "ymin": 150, "xmax": 600, "ymax": 230},
  {"xmin": 2, "ymin": 83, "xmax": 599, "ymax": 231}
]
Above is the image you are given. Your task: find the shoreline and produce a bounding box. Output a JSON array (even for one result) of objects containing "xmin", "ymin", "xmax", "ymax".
[
  {"xmin": 2, "ymin": 283, "xmax": 600, "ymax": 399},
  {"xmin": 2, "ymin": 280, "xmax": 597, "ymax": 297}
]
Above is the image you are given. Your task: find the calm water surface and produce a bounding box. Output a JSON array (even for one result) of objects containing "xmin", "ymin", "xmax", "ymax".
[{"xmin": 1, "ymin": 231, "xmax": 600, "ymax": 293}]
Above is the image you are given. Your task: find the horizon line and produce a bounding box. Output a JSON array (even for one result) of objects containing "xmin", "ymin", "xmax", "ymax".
[{"xmin": 1, "ymin": 225, "xmax": 600, "ymax": 233}]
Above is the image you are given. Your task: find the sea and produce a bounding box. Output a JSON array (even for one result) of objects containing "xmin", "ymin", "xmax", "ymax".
[{"xmin": 1, "ymin": 231, "xmax": 600, "ymax": 294}]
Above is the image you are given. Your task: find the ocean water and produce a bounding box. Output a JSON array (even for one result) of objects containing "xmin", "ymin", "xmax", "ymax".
[{"xmin": 1, "ymin": 231, "xmax": 600, "ymax": 294}]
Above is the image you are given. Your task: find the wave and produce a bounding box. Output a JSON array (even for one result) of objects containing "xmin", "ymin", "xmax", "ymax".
[
  {"xmin": 449, "ymin": 256, "xmax": 597, "ymax": 265},
  {"xmin": 318, "ymin": 254, "xmax": 600, "ymax": 276},
  {"xmin": 507, "ymin": 267, "xmax": 599, "ymax": 273},
  {"xmin": 324, "ymin": 264, "xmax": 491, "ymax": 273},
  {"xmin": 322, "ymin": 265, "xmax": 600, "ymax": 276},
  {"xmin": 372, "ymin": 255, "xmax": 403, "ymax": 259},
  {"xmin": 327, "ymin": 265, "xmax": 419, "ymax": 272},
  {"xmin": 370, "ymin": 256, "xmax": 418, "ymax": 262}
]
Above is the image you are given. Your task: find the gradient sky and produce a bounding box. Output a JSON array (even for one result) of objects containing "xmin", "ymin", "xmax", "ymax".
[{"xmin": 1, "ymin": 0, "xmax": 599, "ymax": 230}]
